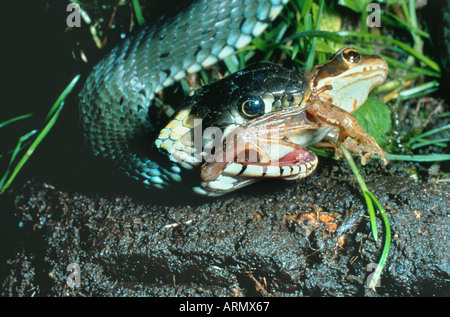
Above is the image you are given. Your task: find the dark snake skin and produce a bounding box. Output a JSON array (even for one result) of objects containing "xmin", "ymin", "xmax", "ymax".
[{"xmin": 79, "ymin": 0, "xmax": 288, "ymax": 190}]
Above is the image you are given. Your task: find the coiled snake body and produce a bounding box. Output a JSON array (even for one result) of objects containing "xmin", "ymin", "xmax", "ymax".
[{"xmin": 79, "ymin": 0, "xmax": 291, "ymax": 195}]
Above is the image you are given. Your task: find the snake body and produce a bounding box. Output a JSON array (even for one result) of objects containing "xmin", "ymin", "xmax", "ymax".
[{"xmin": 79, "ymin": 0, "xmax": 289, "ymax": 192}]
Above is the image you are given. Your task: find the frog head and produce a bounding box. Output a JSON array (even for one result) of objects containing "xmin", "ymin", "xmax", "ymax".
[{"xmin": 304, "ymin": 47, "xmax": 389, "ymax": 113}]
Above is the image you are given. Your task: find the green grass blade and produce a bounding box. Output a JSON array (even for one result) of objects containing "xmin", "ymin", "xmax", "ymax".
[
  {"xmin": 382, "ymin": 13, "xmax": 430, "ymax": 39},
  {"xmin": 338, "ymin": 30, "xmax": 440, "ymax": 72},
  {"xmin": 408, "ymin": 124, "xmax": 450, "ymax": 142},
  {"xmin": 0, "ymin": 129, "xmax": 38, "ymax": 191},
  {"xmin": 340, "ymin": 145, "xmax": 391, "ymax": 289},
  {"xmin": 340, "ymin": 145, "xmax": 378, "ymax": 241},
  {"xmin": 0, "ymin": 113, "xmax": 33, "ymax": 128},
  {"xmin": 381, "ymin": 153, "xmax": 450, "ymax": 162},
  {"xmin": 410, "ymin": 138, "xmax": 449, "ymax": 149},
  {"xmin": 0, "ymin": 74, "xmax": 80, "ymax": 195},
  {"xmin": 283, "ymin": 30, "xmax": 343, "ymax": 44},
  {"xmin": 47, "ymin": 74, "xmax": 81, "ymax": 120},
  {"xmin": 378, "ymin": 55, "xmax": 441, "ymax": 78},
  {"xmin": 365, "ymin": 190, "xmax": 391, "ymax": 290},
  {"xmin": 398, "ymin": 80, "xmax": 440, "ymax": 100},
  {"xmin": 400, "ymin": 0, "xmax": 410, "ymax": 23},
  {"xmin": 301, "ymin": 0, "xmax": 314, "ymax": 18},
  {"xmin": 305, "ymin": 0, "xmax": 325, "ymax": 70},
  {"xmin": 131, "ymin": 0, "xmax": 145, "ymax": 26},
  {"xmin": 284, "ymin": 29, "xmax": 440, "ymax": 73}
]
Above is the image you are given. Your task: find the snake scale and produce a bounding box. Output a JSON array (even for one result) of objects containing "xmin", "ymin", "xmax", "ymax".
[{"xmin": 79, "ymin": 0, "xmax": 290, "ymax": 194}]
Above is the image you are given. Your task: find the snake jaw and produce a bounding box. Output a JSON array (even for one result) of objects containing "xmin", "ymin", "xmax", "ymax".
[
  {"xmin": 197, "ymin": 147, "xmax": 318, "ymax": 196},
  {"xmin": 197, "ymin": 114, "xmax": 320, "ymax": 195},
  {"xmin": 201, "ymin": 144, "xmax": 318, "ymax": 179},
  {"xmin": 154, "ymin": 89, "xmax": 324, "ymax": 196},
  {"xmin": 155, "ymin": 107, "xmax": 320, "ymax": 196}
]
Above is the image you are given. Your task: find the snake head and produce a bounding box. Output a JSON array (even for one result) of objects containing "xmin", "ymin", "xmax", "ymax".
[{"xmin": 156, "ymin": 62, "xmax": 321, "ymax": 196}]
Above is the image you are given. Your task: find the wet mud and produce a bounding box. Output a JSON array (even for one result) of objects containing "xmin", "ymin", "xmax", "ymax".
[{"xmin": 1, "ymin": 161, "xmax": 448, "ymax": 296}]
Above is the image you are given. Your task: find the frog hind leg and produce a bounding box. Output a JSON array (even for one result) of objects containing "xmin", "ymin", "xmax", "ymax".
[{"xmin": 306, "ymin": 100, "xmax": 388, "ymax": 166}]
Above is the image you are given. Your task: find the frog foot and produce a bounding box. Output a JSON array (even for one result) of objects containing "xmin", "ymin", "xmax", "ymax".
[
  {"xmin": 339, "ymin": 135, "xmax": 388, "ymax": 166},
  {"xmin": 306, "ymin": 101, "xmax": 388, "ymax": 166}
]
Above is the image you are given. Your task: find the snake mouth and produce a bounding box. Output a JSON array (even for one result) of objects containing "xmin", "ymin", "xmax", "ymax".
[
  {"xmin": 241, "ymin": 147, "xmax": 317, "ymax": 167},
  {"xmin": 195, "ymin": 104, "xmax": 321, "ymax": 196},
  {"xmin": 198, "ymin": 145, "xmax": 318, "ymax": 195},
  {"xmin": 202, "ymin": 146, "xmax": 317, "ymax": 179},
  {"xmin": 224, "ymin": 147, "xmax": 318, "ymax": 179}
]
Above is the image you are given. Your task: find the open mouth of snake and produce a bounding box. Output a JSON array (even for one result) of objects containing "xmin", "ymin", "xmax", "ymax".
[
  {"xmin": 241, "ymin": 147, "xmax": 317, "ymax": 167},
  {"xmin": 198, "ymin": 104, "xmax": 321, "ymax": 195},
  {"xmin": 197, "ymin": 145, "xmax": 318, "ymax": 195},
  {"xmin": 201, "ymin": 145, "xmax": 318, "ymax": 182}
]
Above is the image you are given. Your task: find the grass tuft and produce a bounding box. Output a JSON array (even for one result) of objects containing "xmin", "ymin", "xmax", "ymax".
[{"xmin": 0, "ymin": 74, "xmax": 80, "ymax": 195}]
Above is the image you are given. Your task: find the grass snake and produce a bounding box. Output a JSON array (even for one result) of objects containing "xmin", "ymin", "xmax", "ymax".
[{"xmin": 79, "ymin": 0, "xmax": 295, "ymax": 196}]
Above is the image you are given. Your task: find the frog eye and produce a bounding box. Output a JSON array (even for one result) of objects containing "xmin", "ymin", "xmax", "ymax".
[
  {"xmin": 239, "ymin": 96, "xmax": 265, "ymax": 118},
  {"xmin": 343, "ymin": 48, "xmax": 361, "ymax": 63}
]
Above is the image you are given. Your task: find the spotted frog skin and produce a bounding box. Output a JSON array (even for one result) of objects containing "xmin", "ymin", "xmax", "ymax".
[{"xmin": 157, "ymin": 48, "xmax": 389, "ymax": 196}]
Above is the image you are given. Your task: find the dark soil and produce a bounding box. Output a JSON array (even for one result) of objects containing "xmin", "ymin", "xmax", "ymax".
[{"xmin": 1, "ymin": 160, "xmax": 448, "ymax": 296}]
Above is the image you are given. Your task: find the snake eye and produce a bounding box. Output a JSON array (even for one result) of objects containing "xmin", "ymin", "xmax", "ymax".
[
  {"xmin": 342, "ymin": 48, "xmax": 361, "ymax": 63},
  {"xmin": 239, "ymin": 96, "xmax": 265, "ymax": 118}
]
